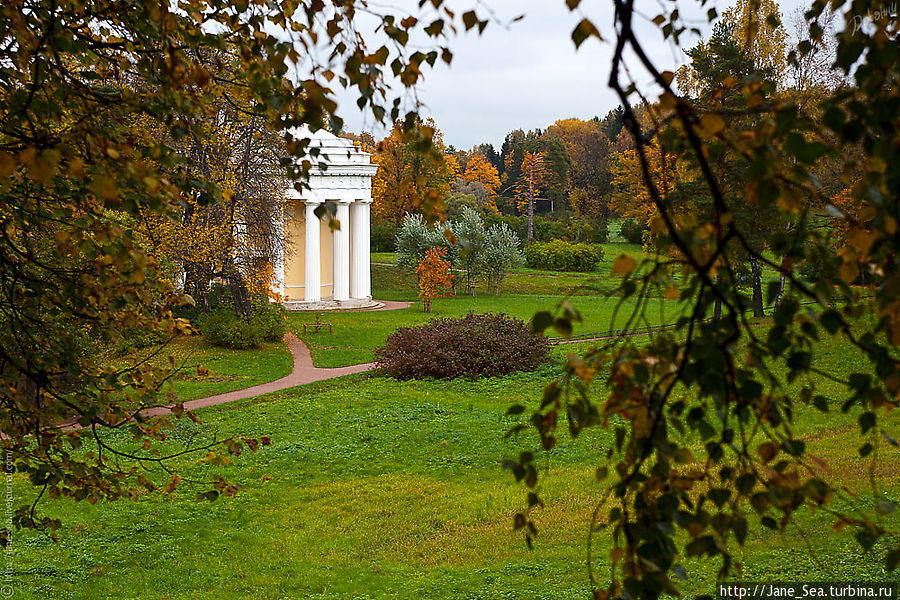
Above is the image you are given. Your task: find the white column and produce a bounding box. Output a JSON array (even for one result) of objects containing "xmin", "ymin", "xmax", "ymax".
[
  {"xmin": 333, "ymin": 200, "xmax": 351, "ymax": 302},
  {"xmin": 272, "ymin": 207, "xmax": 285, "ymax": 301},
  {"xmin": 350, "ymin": 201, "xmax": 371, "ymax": 300},
  {"xmin": 304, "ymin": 201, "xmax": 321, "ymax": 303}
]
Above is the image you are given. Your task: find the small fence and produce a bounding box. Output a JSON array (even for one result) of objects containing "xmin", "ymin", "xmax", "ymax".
[{"xmin": 548, "ymin": 321, "xmax": 689, "ymax": 345}]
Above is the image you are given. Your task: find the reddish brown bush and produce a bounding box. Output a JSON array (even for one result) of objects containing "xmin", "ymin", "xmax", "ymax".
[{"xmin": 374, "ymin": 312, "xmax": 550, "ymax": 380}]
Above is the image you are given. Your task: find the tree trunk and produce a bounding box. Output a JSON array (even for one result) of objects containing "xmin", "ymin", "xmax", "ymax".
[
  {"xmin": 751, "ymin": 255, "xmax": 764, "ymax": 317},
  {"xmin": 774, "ymin": 271, "xmax": 785, "ymax": 310},
  {"xmin": 527, "ymin": 171, "xmax": 535, "ymax": 241},
  {"xmin": 184, "ymin": 263, "xmax": 209, "ymax": 312},
  {"xmin": 224, "ymin": 260, "xmax": 252, "ymax": 318},
  {"xmin": 527, "ymin": 196, "xmax": 534, "ymax": 242}
]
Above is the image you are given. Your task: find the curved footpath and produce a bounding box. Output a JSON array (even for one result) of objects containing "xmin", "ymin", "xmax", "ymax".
[
  {"xmin": 142, "ymin": 299, "xmax": 413, "ymax": 417},
  {"xmin": 51, "ymin": 300, "xmax": 414, "ymax": 428},
  {"xmin": 175, "ymin": 334, "xmax": 372, "ymax": 412}
]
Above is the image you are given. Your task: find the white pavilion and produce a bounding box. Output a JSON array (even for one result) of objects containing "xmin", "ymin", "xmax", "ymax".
[{"xmin": 273, "ymin": 129, "xmax": 379, "ymax": 310}]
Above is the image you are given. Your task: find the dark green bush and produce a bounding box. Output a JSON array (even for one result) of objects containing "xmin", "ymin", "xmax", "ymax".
[
  {"xmin": 565, "ymin": 217, "xmax": 609, "ymax": 244},
  {"xmin": 371, "ymin": 221, "xmax": 398, "ymax": 253},
  {"xmin": 198, "ymin": 310, "xmax": 261, "ymax": 349},
  {"xmin": 523, "ymin": 240, "xmax": 604, "ymax": 272},
  {"xmin": 197, "ymin": 300, "xmax": 285, "ymax": 349},
  {"xmin": 484, "ymin": 214, "xmax": 566, "ymax": 243},
  {"xmin": 114, "ymin": 325, "xmax": 169, "ymax": 355},
  {"xmin": 619, "ymin": 217, "xmax": 647, "ymax": 244},
  {"xmin": 252, "ymin": 299, "xmax": 287, "ymax": 342},
  {"xmin": 374, "ymin": 312, "xmax": 549, "ymax": 380}
]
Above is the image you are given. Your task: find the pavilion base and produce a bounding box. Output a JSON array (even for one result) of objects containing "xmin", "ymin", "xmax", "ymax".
[{"xmin": 281, "ymin": 297, "xmax": 380, "ymax": 311}]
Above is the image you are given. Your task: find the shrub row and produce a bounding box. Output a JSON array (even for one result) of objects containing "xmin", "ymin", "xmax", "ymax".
[
  {"xmin": 484, "ymin": 213, "xmax": 609, "ymax": 244},
  {"xmin": 523, "ymin": 239, "xmax": 604, "ymax": 272},
  {"xmin": 374, "ymin": 312, "xmax": 549, "ymax": 380}
]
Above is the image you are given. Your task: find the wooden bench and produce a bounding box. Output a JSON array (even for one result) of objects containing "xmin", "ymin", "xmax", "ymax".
[{"xmin": 302, "ymin": 315, "xmax": 332, "ymax": 334}]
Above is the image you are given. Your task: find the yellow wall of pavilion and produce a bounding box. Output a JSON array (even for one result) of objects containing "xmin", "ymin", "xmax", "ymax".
[{"xmin": 283, "ymin": 200, "xmax": 335, "ymax": 301}]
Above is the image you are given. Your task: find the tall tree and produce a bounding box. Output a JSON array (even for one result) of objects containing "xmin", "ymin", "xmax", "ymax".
[
  {"xmin": 371, "ymin": 120, "xmax": 452, "ymax": 223},
  {"xmin": 0, "ymin": 0, "xmax": 486, "ymax": 532},
  {"xmin": 473, "ymin": 143, "xmax": 503, "ymax": 174},
  {"xmin": 515, "ymin": 152, "xmax": 551, "ymax": 241},
  {"xmin": 463, "ymin": 152, "xmax": 502, "ymax": 213},
  {"xmin": 683, "ymin": 21, "xmax": 784, "ymax": 317},
  {"xmin": 500, "ymin": 129, "xmax": 527, "ymax": 196},
  {"xmin": 137, "ymin": 51, "xmax": 287, "ymax": 315},
  {"xmin": 545, "ymin": 118, "xmax": 612, "ymax": 218},
  {"xmin": 723, "ymin": 0, "xmax": 789, "ymax": 86}
]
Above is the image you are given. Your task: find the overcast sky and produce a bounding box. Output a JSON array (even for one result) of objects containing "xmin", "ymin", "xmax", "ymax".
[
  {"xmin": 332, "ymin": 0, "xmax": 714, "ymax": 150},
  {"xmin": 334, "ymin": 0, "xmax": 809, "ymax": 150}
]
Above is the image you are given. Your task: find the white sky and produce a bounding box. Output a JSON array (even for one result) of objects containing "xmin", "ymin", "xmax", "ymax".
[{"xmin": 335, "ymin": 0, "xmax": 808, "ymax": 150}]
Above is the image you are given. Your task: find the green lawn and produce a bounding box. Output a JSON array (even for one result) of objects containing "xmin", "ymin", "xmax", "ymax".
[
  {"xmin": 117, "ymin": 336, "xmax": 293, "ymax": 402},
  {"xmin": 290, "ymin": 294, "xmax": 685, "ymax": 368},
  {"xmin": 14, "ymin": 252, "xmax": 900, "ymax": 599},
  {"xmin": 13, "ymin": 341, "xmax": 900, "ymax": 598}
]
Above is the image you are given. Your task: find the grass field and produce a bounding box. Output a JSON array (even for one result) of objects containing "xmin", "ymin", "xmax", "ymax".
[
  {"xmin": 12, "ymin": 250, "xmax": 900, "ymax": 599},
  {"xmin": 115, "ymin": 336, "xmax": 293, "ymax": 402},
  {"xmin": 13, "ymin": 345, "xmax": 900, "ymax": 599},
  {"xmin": 289, "ymin": 294, "xmax": 684, "ymax": 368}
]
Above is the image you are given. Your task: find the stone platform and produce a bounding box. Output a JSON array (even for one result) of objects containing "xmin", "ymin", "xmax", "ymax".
[{"xmin": 282, "ymin": 297, "xmax": 382, "ymax": 311}]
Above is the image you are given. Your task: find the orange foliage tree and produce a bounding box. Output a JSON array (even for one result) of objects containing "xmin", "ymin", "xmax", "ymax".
[
  {"xmin": 415, "ymin": 247, "xmax": 454, "ymax": 312},
  {"xmin": 371, "ymin": 119, "xmax": 452, "ymax": 223},
  {"xmin": 463, "ymin": 153, "xmax": 502, "ymax": 213},
  {"xmin": 545, "ymin": 118, "xmax": 611, "ymax": 218},
  {"xmin": 515, "ymin": 152, "xmax": 551, "ymax": 241}
]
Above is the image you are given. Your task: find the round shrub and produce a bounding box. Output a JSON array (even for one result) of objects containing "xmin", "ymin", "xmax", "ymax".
[
  {"xmin": 197, "ymin": 301, "xmax": 285, "ymax": 349},
  {"xmin": 252, "ymin": 299, "xmax": 287, "ymax": 342},
  {"xmin": 523, "ymin": 240, "xmax": 603, "ymax": 272},
  {"xmin": 198, "ymin": 309, "xmax": 262, "ymax": 349},
  {"xmin": 374, "ymin": 312, "xmax": 550, "ymax": 380}
]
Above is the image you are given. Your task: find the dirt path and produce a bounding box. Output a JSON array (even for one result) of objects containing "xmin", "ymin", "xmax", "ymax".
[
  {"xmin": 149, "ymin": 300, "xmax": 415, "ymax": 414},
  {"xmin": 179, "ymin": 334, "xmax": 373, "ymax": 411},
  {"xmin": 58, "ymin": 299, "xmax": 409, "ymax": 428}
]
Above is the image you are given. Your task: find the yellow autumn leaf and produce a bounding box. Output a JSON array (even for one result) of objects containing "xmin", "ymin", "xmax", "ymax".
[
  {"xmin": 89, "ymin": 175, "xmax": 120, "ymax": 201},
  {"xmin": 612, "ymin": 254, "xmax": 637, "ymax": 275},
  {"xmin": 838, "ymin": 260, "xmax": 859, "ymax": 284},
  {"xmin": 659, "ymin": 92, "xmax": 678, "ymax": 110},
  {"xmin": 665, "ymin": 286, "xmax": 680, "ymax": 300},
  {"xmin": 700, "ymin": 113, "xmax": 726, "ymax": 135},
  {"xmin": 650, "ymin": 215, "xmax": 667, "ymax": 235},
  {"xmin": 0, "ymin": 151, "xmax": 15, "ymax": 177}
]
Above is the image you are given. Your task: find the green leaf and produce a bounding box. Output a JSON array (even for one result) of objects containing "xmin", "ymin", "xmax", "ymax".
[
  {"xmin": 886, "ymin": 549, "xmax": 900, "ymax": 571},
  {"xmin": 876, "ymin": 501, "xmax": 896, "ymax": 515},
  {"xmin": 531, "ymin": 311, "xmax": 553, "ymax": 333},
  {"xmin": 859, "ymin": 411, "xmax": 876, "ymax": 434},
  {"xmin": 552, "ymin": 317, "xmax": 573, "ymax": 337}
]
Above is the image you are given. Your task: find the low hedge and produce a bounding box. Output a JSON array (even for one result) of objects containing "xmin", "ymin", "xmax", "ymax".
[
  {"xmin": 374, "ymin": 312, "xmax": 549, "ymax": 380},
  {"xmin": 523, "ymin": 240, "xmax": 603, "ymax": 272}
]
